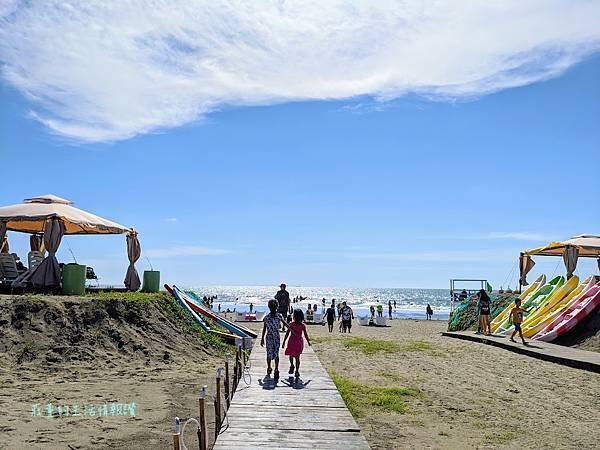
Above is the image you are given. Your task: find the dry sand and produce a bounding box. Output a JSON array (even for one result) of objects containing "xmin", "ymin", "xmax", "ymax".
[
  {"xmin": 0, "ymin": 294, "xmax": 228, "ymax": 450},
  {"xmin": 301, "ymin": 319, "xmax": 600, "ymax": 450}
]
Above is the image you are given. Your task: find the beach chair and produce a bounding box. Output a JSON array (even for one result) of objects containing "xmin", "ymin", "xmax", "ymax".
[
  {"xmin": 10, "ymin": 251, "xmax": 46, "ymax": 288},
  {"xmin": 235, "ymin": 312, "xmax": 246, "ymax": 322},
  {"xmin": 375, "ymin": 316, "xmax": 387, "ymax": 327},
  {"xmin": 0, "ymin": 253, "xmax": 19, "ymax": 284},
  {"xmin": 357, "ymin": 315, "xmax": 370, "ymax": 326}
]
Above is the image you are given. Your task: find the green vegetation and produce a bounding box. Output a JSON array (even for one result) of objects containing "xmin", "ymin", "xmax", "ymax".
[
  {"xmin": 343, "ymin": 336, "xmax": 442, "ymax": 356},
  {"xmin": 485, "ymin": 431, "xmax": 517, "ymax": 445},
  {"xmin": 331, "ymin": 373, "xmax": 421, "ymax": 417},
  {"xmin": 343, "ymin": 337, "xmax": 401, "ymax": 354}
]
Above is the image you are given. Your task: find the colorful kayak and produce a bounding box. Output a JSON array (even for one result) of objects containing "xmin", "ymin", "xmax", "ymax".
[
  {"xmin": 534, "ymin": 283, "xmax": 600, "ymax": 342},
  {"xmin": 165, "ymin": 284, "xmax": 238, "ymax": 344},
  {"xmin": 520, "ymin": 275, "xmax": 579, "ymax": 335},
  {"xmin": 525, "ymin": 277, "xmax": 597, "ymax": 339},
  {"xmin": 490, "ymin": 274, "xmax": 545, "ymax": 333},
  {"xmin": 533, "ymin": 281, "xmax": 600, "ymax": 341},
  {"xmin": 173, "ymin": 285, "xmax": 258, "ymax": 339},
  {"xmin": 521, "ymin": 276, "xmax": 592, "ymax": 338},
  {"xmin": 496, "ymin": 276, "xmax": 564, "ymax": 334}
]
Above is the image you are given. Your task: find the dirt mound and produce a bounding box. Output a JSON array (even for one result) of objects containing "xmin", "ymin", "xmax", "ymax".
[
  {"xmin": 0, "ymin": 292, "xmax": 224, "ymax": 369},
  {"xmin": 554, "ymin": 308, "xmax": 600, "ymax": 352}
]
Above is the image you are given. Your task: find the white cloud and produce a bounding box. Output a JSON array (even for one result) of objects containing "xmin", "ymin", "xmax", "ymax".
[
  {"xmin": 144, "ymin": 245, "xmax": 232, "ymax": 258},
  {"xmin": 301, "ymin": 249, "xmax": 514, "ymax": 263},
  {"xmin": 1, "ymin": 1, "xmax": 599, "ymax": 142},
  {"xmin": 165, "ymin": 217, "xmax": 178, "ymax": 223}
]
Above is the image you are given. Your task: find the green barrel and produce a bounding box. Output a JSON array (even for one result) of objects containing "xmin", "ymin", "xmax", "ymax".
[
  {"xmin": 62, "ymin": 263, "xmax": 86, "ymax": 295},
  {"xmin": 142, "ymin": 270, "xmax": 160, "ymax": 293}
]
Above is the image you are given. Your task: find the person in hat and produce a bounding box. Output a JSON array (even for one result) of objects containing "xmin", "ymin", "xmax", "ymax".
[{"xmin": 275, "ymin": 283, "xmax": 291, "ymax": 331}]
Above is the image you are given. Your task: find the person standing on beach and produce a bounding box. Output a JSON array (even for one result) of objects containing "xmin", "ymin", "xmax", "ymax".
[
  {"xmin": 477, "ymin": 290, "xmax": 492, "ymax": 335},
  {"xmin": 283, "ymin": 309, "xmax": 311, "ymax": 379},
  {"xmin": 388, "ymin": 301, "xmax": 393, "ymax": 319},
  {"xmin": 376, "ymin": 302, "xmax": 383, "ymax": 318},
  {"xmin": 325, "ymin": 302, "xmax": 336, "ymax": 332},
  {"xmin": 249, "ymin": 303, "xmax": 254, "ymax": 313},
  {"xmin": 322, "ymin": 298, "xmax": 326, "ymax": 312},
  {"xmin": 261, "ymin": 300, "xmax": 289, "ymax": 381},
  {"xmin": 393, "ymin": 300, "xmax": 397, "ymax": 310},
  {"xmin": 340, "ymin": 301, "xmax": 354, "ymax": 333},
  {"xmin": 275, "ymin": 283, "xmax": 291, "ymax": 331},
  {"xmin": 426, "ymin": 304, "xmax": 433, "ymax": 320}
]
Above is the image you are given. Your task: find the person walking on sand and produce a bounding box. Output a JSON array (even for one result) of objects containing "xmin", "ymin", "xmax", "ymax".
[
  {"xmin": 376, "ymin": 302, "xmax": 383, "ymax": 318},
  {"xmin": 340, "ymin": 301, "xmax": 354, "ymax": 333},
  {"xmin": 261, "ymin": 300, "xmax": 289, "ymax": 381},
  {"xmin": 426, "ymin": 304, "xmax": 433, "ymax": 320},
  {"xmin": 509, "ymin": 299, "xmax": 529, "ymax": 345},
  {"xmin": 325, "ymin": 302, "xmax": 336, "ymax": 332},
  {"xmin": 388, "ymin": 301, "xmax": 393, "ymax": 319},
  {"xmin": 477, "ymin": 289, "xmax": 492, "ymax": 335},
  {"xmin": 283, "ymin": 309, "xmax": 311, "ymax": 379},
  {"xmin": 275, "ymin": 283, "xmax": 291, "ymax": 331}
]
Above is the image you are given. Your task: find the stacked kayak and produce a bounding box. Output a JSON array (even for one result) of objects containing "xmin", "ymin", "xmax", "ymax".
[
  {"xmin": 490, "ymin": 274, "xmax": 545, "ymax": 334},
  {"xmin": 533, "ymin": 281, "xmax": 600, "ymax": 342},
  {"xmin": 496, "ymin": 275, "xmax": 564, "ymax": 335},
  {"xmin": 521, "ymin": 276, "xmax": 592, "ymax": 338}
]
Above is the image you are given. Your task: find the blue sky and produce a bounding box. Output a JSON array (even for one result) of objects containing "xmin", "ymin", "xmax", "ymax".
[{"xmin": 1, "ymin": 2, "xmax": 599, "ymax": 288}]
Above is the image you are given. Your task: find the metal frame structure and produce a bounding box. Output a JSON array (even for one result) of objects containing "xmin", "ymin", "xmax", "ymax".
[{"xmin": 449, "ymin": 279, "xmax": 488, "ymax": 313}]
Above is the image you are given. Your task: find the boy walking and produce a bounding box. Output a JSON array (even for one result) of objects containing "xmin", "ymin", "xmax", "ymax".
[{"xmin": 509, "ymin": 299, "xmax": 528, "ymax": 345}]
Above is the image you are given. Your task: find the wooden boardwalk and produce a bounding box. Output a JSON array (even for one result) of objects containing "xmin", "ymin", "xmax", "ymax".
[
  {"xmin": 442, "ymin": 331, "xmax": 600, "ymax": 373},
  {"xmin": 213, "ymin": 343, "xmax": 371, "ymax": 450}
]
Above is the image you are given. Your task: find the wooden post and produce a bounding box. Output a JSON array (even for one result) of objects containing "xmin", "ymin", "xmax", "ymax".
[
  {"xmin": 198, "ymin": 386, "xmax": 207, "ymax": 450},
  {"xmin": 214, "ymin": 368, "xmax": 223, "ymax": 440},
  {"xmin": 225, "ymin": 353, "xmax": 231, "ymax": 408},
  {"xmin": 173, "ymin": 417, "xmax": 181, "ymax": 450}
]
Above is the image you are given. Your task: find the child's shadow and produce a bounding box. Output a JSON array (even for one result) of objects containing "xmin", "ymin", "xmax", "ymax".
[
  {"xmin": 258, "ymin": 376, "xmax": 277, "ymax": 390},
  {"xmin": 281, "ymin": 377, "xmax": 311, "ymax": 390}
]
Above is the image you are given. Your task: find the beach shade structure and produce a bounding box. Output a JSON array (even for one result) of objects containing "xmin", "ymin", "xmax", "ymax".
[
  {"xmin": 124, "ymin": 231, "xmax": 141, "ymax": 291},
  {"xmin": 520, "ymin": 235, "xmax": 600, "ymax": 290},
  {"xmin": 30, "ymin": 234, "xmax": 44, "ymax": 253},
  {"xmin": 0, "ymin": 195, "xmax": 140, "ymax": 289}
]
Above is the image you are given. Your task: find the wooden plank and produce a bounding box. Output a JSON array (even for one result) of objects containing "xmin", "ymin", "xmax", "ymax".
[
  {"xmin": 442, "ymin": 331, "xmax": 600, "ymax": 373},
  {"xmin": 214, "ymin": 343, "xmax": 371, "ymax": 449}
]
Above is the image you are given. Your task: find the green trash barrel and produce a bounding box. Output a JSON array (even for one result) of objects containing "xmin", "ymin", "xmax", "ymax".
[
  {"xmin": 142, "ymin": 270, "xmax": 160, "ymax": 293},
  {"xmin": 62, "ymin": 263, "xmax": 86, "ymax": 295}
]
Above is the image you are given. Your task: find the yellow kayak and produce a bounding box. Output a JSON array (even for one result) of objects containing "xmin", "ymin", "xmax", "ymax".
[
  {"xmin": 522, "ymin": 276, "xmax": 595, "ymax": 338},
  {"xmin": 490, "ymin": 274, "xmax": 545, "ymax": 334},
  {"xmin": 521, "ymin": 274, "xmax": 579, "ymax": 329}
]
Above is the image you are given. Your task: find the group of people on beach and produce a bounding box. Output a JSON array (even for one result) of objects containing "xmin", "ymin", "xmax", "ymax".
[{"xmin": 261, "ymin": 283, "xmax": 311, "ymax": 381}]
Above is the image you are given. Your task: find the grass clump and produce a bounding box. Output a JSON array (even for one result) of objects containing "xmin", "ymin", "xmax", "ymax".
[
  {"xmin": 485, "ymin": 431, "xmax": 517, "ymax": 445},
  {"xmin": 331, "ymin": 373, "xmax": 421, "ymax": 417},
  {"xmin": 344, "ymin": 337, "xmax": 401, "ymax": 354}
]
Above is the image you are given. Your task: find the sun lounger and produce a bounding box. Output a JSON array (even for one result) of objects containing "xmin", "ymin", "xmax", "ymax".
[
  {"xmin": 357, "ymin": 315, "xmax": 370, "ymax": 326},
  {"xmin": 375, "ymin": 316, "xmax": 387, "ymax": 326},
  {"xmin": 11, "ymin": 251, "xmax": 45, "ymax": 288},
  {"xmin": 28, "ymin": 251, "xmax": 44, "ymax": 270},
  {"xmin": 0, "ymin": 253, "xmax": 19, "ymax": 283}
]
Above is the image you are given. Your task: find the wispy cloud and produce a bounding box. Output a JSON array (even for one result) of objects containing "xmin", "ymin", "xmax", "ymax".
[
  {"xmin": 1, "ymin": 1, "xmax": 599, "ymax": 142},
  {"xmin": 144, "ymin": 245, "xmax": 232, "ymax": 259},
  {"xmin": 300, "ymin": 249, "xmax": 514, "ymax": 263},
  {"xmin": 486, "ymin": 232, "xmax": 552, "ymax": 241},
  {"xmin": 165, "ymin": 218, "xmax": 178, "ymax": 223}
]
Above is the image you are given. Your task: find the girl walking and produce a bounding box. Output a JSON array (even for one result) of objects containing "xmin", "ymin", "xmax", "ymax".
[
  {"xmin": 261, "ymin": 299, "xmax": 288, "ymax": 380},
  {"xmin": 282, "ymin": 309, "xmax": 311, "ymax": 378}
]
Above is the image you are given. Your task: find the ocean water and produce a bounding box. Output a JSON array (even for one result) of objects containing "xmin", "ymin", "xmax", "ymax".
[{"xmin": 189, "ymin": 286, "xmax": 451, "ymax": 320}]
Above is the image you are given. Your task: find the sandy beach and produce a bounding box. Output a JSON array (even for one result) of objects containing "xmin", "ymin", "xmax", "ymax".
[
  {"xmin": 264, "ymin": 319, "xmax": 600, "ymax": 450},
  {"xmin": 0, "ymin": 294, "xmax": 227, "ymax": 450}
]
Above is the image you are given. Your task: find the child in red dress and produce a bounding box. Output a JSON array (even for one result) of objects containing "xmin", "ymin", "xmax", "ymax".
[{"xmin": 282, "ymin": 309, "xmax": 311, "ymax": 378}]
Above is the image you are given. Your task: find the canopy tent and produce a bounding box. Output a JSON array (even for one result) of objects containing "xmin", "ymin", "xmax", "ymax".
[
  {"xmin": 519, "ymin": 235, "xmax": 600, "ymax": 289},
  {"xmin": 0, "ymin": 195, "xmax": 141, "ymax": 290}
]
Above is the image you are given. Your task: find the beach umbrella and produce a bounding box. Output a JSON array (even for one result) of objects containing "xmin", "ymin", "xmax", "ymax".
[{"xmin": 0, "ymin": 195, "xmax": 140, "ymax": 288}]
